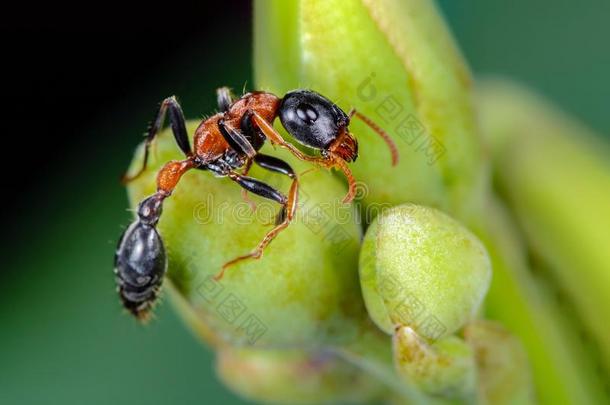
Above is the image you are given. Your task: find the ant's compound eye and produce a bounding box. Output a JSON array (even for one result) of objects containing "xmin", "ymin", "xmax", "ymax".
[{"xmin": 279, "ymin": 90, "xmax": 349, "ymax": 150}]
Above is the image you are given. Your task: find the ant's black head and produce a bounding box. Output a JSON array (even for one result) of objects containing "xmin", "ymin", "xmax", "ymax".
[{"xmin": 278, "ymin": 90, "xmax": 350, "ymax": 151}]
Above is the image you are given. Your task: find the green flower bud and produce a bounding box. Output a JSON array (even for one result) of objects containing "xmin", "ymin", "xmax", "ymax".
[
  {"xmin": 125, "ymin": 122, "xmax": 365, "ymax": 348},
  {"xmin": 216, "ymin": 347, "xmax": 384, "ymax": 404},
  {"xmin": 359, "ymin": 204, "xmax": 491, "ymax": 339},
  {"xmin": 393, "ymin": 325, "xmax": 476, "ymax": 400}
]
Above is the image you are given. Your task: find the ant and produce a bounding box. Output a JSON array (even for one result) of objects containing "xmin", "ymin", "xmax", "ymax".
[{"xmin": 114, "ymin": 87, "xmax": 399, "ymax": 319}]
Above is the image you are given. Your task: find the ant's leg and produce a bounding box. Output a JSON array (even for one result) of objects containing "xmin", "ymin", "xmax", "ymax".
[
  {"xmin": 240, "ymin": 154, "xmax": 297, "ymax": 215},
  {"xmin": 254, "ymin": 153, "xmax": 296, "ymax": 179},
  {"xmin": 329, "ymin": 155, "xmax": 357, "ymax": 203},
  {"xmin": 218, "ymin": 119, "xmax": 257, "ymax": 158},
  {"xmin": 253, "ymin": 154, "xmax": 297, "ymax": 223},
  {"xmin": 215, "ymin": 171, "xmax": 299, "ymax": 280},
  {"xmin": 227, "ymin": 171, "xmax": 287, "ymax": 206},
  {"xmin": 251, "ymin": 112, "xmax": 357, "ymax": 203},
  {"xmin": 216, "ymin": 87, "xmax": 235, "ymax": 112},
  {"xmin": 250, "ymin": 112, "xmax": 329, "ymax": 165},
  {"xmin": 122, "ymin": 96, "xmax": 192, "ymax": 183},
  {"xmin": 241, "ymin": 158, "xmax": 253, "ymax": 175}
]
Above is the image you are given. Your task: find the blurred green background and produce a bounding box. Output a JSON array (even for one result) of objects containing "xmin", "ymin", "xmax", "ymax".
[{"xmin": 1, "ymin": 0, "xmax": 608, "ymax": 404}]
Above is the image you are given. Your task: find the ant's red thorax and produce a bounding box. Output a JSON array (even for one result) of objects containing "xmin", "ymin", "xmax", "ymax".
[
  {"xmin": 193, "ymin": 92, "xmax": 281, "ymax": 162},
  {"xmin": 226, "ymin": 91, "xmax": 281, "ymax": 124}
]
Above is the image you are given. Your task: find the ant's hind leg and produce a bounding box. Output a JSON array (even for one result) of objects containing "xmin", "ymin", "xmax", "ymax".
[
  {"xmin": 122, "ymin": 96, "xmax": 192, "ymax": 183},
  {"xmin": 216, "ymin": 171, "xmax": 299, "ymax": 280}
]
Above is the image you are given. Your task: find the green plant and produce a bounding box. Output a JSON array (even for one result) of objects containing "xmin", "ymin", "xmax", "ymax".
[{"xmin": 122, "ymin": 0, "xmax": 610, "ymax": 403}]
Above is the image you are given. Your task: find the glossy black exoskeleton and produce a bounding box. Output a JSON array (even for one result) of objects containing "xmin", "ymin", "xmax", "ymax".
[
  {"xmin": 279, "ymin": 90, "xmax": 352, "ymax": 152},
  {"xmin": 114, "ymin": 195, "xmax": 166, "ymax": 319}
]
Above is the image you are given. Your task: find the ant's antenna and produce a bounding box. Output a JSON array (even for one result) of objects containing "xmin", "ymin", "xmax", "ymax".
[{"xmin": 349, "ymin": 109, "xmax": 399, "ymax": 166}]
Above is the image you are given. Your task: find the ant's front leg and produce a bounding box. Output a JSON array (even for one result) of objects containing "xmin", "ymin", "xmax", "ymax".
[
  {"xmin": 215, "ymin": 170, "xmax": 299, "ymax": 280},
  {"xmin": 122, "ymin": 96, "xmax": 192, "ymax": 183},
  {"xmin": 250, "ymin": 112, "xmax": 357, "ymax": 203},
  {"xmin": 115, "ymin": 158, "xmax": 196, "ymax": 319},
  {"xmin": 250, "ymin": 112, "xmax": 326, "ymax": 164}
]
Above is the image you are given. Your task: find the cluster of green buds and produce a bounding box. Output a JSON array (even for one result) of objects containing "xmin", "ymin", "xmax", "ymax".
[
  {"xmin": 123, "ymin": 0, "xmax": 610, "ymax": 403},
  {"xmin": 359, "ymin": 205, "xmax": 531, "ymax": 402}
]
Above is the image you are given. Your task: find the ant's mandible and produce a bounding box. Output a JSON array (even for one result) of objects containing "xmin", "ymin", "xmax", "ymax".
[{"xmin": 114, "ymin": 87, "xmax": 399, "ymax": 319}]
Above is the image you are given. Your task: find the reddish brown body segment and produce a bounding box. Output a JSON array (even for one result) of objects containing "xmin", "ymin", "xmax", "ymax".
[
  {"xmin": 156, "ymin": 160, "xmax": 196, "ymax": 194},
  {"xmin": 193, "ymin": 92, "xmax": 281, "ymax": 163}
]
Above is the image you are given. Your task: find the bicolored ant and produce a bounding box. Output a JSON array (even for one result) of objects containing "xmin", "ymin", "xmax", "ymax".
[{"xmin": 114, "ymin": 87, "xmax": 399, "ymax": 319}]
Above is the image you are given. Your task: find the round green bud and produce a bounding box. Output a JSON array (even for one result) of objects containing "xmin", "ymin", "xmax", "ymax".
[{"xmin": 359, "ymin": 204, "xmax": 491, "ymax": 340}]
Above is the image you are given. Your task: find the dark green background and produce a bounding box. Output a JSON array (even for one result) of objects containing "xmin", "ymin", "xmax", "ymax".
[{"xmin": 2, "ymin": 1, "xmax": 608, "ymax": 404}]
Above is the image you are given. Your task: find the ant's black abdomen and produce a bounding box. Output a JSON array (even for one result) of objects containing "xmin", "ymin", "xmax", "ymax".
[{"xmin": 114, "ymin": 196, "xmax": 167, "ymax": 319}]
